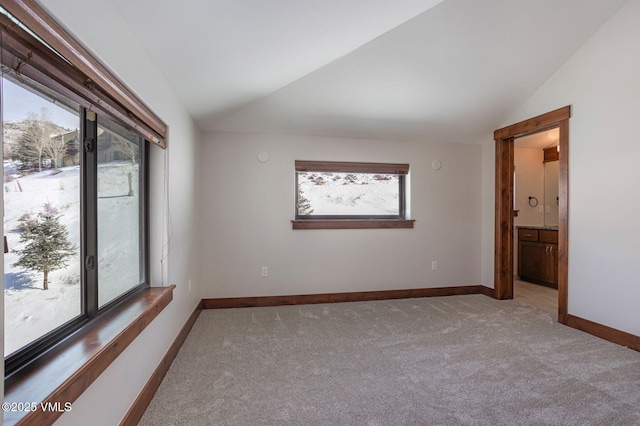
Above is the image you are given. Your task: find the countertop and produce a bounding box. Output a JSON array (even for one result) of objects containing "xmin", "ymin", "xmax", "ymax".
[{"xmin": 517, "ymin": 225, "xmax": 558, "ymax": 230}]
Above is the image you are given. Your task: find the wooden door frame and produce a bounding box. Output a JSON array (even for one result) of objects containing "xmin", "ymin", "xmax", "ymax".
[{"xmin": 493, "ymin": 106, "xmax": 570, "ymax": 323}]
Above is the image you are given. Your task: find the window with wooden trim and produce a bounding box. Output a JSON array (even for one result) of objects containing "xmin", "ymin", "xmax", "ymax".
[
  {"xmin": 292, "ymin": 161, "xmax": 414, "ymax": 229},
  {"xmin": 1, "ymin": 2, "xmax": 159, "ymax": 377}
]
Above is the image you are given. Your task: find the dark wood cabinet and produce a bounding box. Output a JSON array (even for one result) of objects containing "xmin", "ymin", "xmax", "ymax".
[{"xmin": 518, "ymin": 228, "xmax": 558, "ymax": 288}]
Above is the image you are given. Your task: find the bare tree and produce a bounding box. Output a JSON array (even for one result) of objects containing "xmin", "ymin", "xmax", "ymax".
[
  {"xmin": 114, "ymin": 136, "xmax": 138, "ymax": 165},
  {"xmin": 45, "ymin": 132, "xmax": 68, "ymax": 169},
  {"xmin": 16, "ymin": 108, "xmax": 58, "ymax": 171}
]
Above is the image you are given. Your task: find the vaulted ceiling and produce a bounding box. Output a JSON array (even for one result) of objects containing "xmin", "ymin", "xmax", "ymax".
[{"xmin": 110, "ymin": 0, "xmax": 628, "ymax": 142}]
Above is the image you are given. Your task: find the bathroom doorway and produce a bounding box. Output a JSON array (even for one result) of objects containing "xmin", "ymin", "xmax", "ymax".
[
  {"xmin": 512, "ymin": 130, "xmax": 559, "ymax": 315},
  {"xmin": 493, "ymin": 106, "xmax": 570, "ymax": 324}
]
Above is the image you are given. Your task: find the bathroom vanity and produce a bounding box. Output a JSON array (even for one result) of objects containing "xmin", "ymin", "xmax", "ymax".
[{"xmin": 517, "ymin": 226, "xmax": 558, "ymax": 288}]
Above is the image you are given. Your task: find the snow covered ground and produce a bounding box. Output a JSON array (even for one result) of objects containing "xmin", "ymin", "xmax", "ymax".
[
  {"xmin": 97, "ymin": 162, "xmax": 141, "ymax": 307},
  {"xmin": 4, "ymin": 162, "xmax": 139, "ymax": 356},
  {"xmin": 298, "ymin": 172, "xmax": 399, "ymax": 216}
]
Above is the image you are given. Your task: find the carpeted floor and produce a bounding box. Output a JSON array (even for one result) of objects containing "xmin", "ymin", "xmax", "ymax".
[{"xmin": 139, "ymin": 295, "xmax": 640, "ymax": 425}]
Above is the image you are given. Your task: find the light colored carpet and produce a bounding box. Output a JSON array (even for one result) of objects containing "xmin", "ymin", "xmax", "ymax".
[{"xmin": 139, "ymin": 295, "xmax": 640, "ymax": 425}]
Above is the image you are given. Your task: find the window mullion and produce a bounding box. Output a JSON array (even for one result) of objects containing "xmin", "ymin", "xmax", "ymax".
[
  {"xmin": 399, "ymin": 175, "xmax": 406, "ymax": 218},
  {"xmin": 82, "ymin": 108, "xmax": 99, "ymax": 318},
  {"xmin": 140, "ymin": 141, "xmax": 149, "ymax": 285}
]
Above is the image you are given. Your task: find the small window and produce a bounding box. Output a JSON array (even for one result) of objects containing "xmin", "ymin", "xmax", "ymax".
[{"xmin": 292, "ymin": 161, "xmax": 414, "ymax": 229}]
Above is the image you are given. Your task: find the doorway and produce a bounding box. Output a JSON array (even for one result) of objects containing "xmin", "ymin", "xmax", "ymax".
[
  {"xmin": 512, "ymin": 130, "xmax": 559, "ymax": 314},
  {"xmin": 493, "ymin": 106, "xmax": 570, "ymax": 324}
]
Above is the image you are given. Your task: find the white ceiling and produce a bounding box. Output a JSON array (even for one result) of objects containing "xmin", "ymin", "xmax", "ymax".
[
  {"xmin": 516, "ymin": 128, "xmax": 559, "ymax": 150},
  {"xmin": 110, "ymin": 0, "xmax": 628, "ymax": 142}
]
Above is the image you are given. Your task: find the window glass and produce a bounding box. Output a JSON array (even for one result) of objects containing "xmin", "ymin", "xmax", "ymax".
[
  {"xmin": 3, "ymin": 76, "xmax": 81, "ymax": 356},
  {"xmin": 297, "ymin": 171, "xmax": 400, "ymax": 217},
  {"xmin": 97, "ymin": 116, "xmax": 142, "ymax": 308}
]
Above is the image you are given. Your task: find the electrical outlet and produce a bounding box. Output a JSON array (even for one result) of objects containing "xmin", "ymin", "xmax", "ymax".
[
  {"xmin": 432, "ymin": 261, "xmax": 438, "ymax": 271},
  {"xmin": 538, "ymin": 206, "xmax": 544, "ymax": 214},
  {"xmin": 261, "ymin": 266, "xmax": 268, "ymax": 277}
]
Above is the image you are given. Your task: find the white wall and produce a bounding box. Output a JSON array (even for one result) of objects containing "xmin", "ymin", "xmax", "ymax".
[
  {"xmin": 480, "ymin": 140, "xmax": 495, "ymax": 288},
  {"xmin": 512, "ymin": 147, "xmax": 544, "ymax": 274},
  {"xmin": 514, "ymin": 148, "xmax": 544, "ymax": 228},
  {"xmin": 200, "ymin": 132, "xmax": 483, "ymax": 298},
  {"xmin": 497, "ymin": 0, "xmax": 640, "ymax": 336},
  {"xmin": 16, "ymin": 1, "xmax": 203, "ymax": 424},
  {"xmin": 543, "ymin": 161, "xmax": 559, "ymax": 227}
]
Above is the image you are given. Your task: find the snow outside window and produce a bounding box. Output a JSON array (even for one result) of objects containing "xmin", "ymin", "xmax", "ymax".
[
  {"xmin": 97, "ymin": 116, "xmax": 143, "ymax": 308},
  {"xmin": 3, "ymin": 76, "xmax": 82, "ymax": 357},
  {"xmin": 294, "ymin": 161, "xmax": 412, "ymax": 227},
  {"xmin": 297, "ymin": 172, "xmax": 401, "ymax": 218},
  {"xmin": 2, "ymin": 72, "xmax": 148, "ymax": 375}
]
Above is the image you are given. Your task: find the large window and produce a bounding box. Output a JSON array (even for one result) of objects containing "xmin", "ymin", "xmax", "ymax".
[
  {"xmin": 292, "ymin": 161, "xmax": 414, "ymax": 229},
  {"xmin": 0, "ymin": 3, "xmax": 158, "ymax": 377},
  {"xmin": 2, "ymin": 74, "xmax": 148, "ymax": 375}
]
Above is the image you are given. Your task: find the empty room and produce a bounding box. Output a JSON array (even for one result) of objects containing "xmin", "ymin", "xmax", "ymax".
[{"xmin": 1, "ymin": 0, "xmax": 639, "ymax": 425}]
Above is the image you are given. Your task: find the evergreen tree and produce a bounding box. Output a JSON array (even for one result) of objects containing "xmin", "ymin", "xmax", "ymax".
[
  {"xmin": 297, "ymin": 187, "xmax": 314, "ymax": 215},
  {"xmin": 14, "ymin": 124, "xmax": 40, "ymax": 170},
  {"xmin": 13, "ymin": 202, "xmax": 76, "ymax": 290}
]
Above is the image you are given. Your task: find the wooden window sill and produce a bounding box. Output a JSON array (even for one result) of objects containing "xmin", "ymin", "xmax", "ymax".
[
  {"xmin": 4, "ymin": 285, "xmax": 175, "ymax": 426},
  {"xmin": 291, "ymin": 219, "xmax": 415, "ymax": 230}
]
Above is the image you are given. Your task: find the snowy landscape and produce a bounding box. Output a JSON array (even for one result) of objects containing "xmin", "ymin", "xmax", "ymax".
[
  {"xmin": 2, "ymin": 75, "xmax": 143, "ymax": 357},
  {"xmin": 3, "ymin": 161, "xmax": 140, "ymax": 356},
  {"xmin": 297, "ymin": 172, "xmax": 399, "ymax": 216}
]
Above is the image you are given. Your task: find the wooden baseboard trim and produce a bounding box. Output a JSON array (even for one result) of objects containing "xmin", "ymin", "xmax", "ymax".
[
  {"xmin": 121, "ymin": 300, "xmax": 203, "ymax": 425},
  {"xmin": 479, "ymin": 286, "xmax": 496, "ymax": 298},
  {"xmin": 563, "ymin": 314, "xmax": 640, "ymax": 352},
  {"xmin": 203, "ymin": 285, "xmax": 494, "ymax": 309}
]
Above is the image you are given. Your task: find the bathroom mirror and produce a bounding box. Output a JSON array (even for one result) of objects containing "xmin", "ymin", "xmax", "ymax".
[{"xmin": 544, "ymin": 160, "xmax": 559, "ymax": 226}]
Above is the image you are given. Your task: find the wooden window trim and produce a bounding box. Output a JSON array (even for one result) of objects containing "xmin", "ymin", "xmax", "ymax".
[
  {"xmin": 292, "ymin": 219, "xmax": 415, "ymax": 229},
  {"xmin": 0, "ymin": 0, "xmax": 167, "ymax": 148},
  {"xmin": 3, "ymin": 285, "xmax": 175, "ymax": 426},
  {"xmin": 295, "ymin": 160, "xmax": 409, "ymax": 175},
  {"xmin": 294, "ymin": 161, "xmax": 412, "ymax": 229}
]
